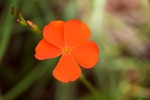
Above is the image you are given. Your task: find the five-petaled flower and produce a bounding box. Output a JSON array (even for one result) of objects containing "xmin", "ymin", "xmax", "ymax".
[{"xmin": 35, "ymin": 19, "xmax": 99, "ymax": 83}]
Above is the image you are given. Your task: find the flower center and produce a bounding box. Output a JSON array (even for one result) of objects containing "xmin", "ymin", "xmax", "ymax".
[{"xmin": 63, "ymin": 48, "xmax": 70, "ymax": 54}]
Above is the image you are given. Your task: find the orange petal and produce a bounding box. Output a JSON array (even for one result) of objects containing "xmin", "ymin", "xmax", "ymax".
[
  {"xmin": 71, "ymin": 41, "xmax": 99, "ymax": 69},
  {"xmin": 64, "ymin": 19, "xmax": 90, "ymax": 47},
  {"xmin": 43, "ymin": 21, "xmax": 65, "ymax": 49},
  {"xmin": 53, "ymin": 54, "xmax": 81, "ymax": 83},
  {"xmin": 35, "ymin": 39, "xmax": 62, "ymax": 60}
]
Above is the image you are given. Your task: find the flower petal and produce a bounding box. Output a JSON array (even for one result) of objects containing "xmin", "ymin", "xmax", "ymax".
[
  {"xmin": 71, "ymin": 41, "xmax": 99, "ymax": 69},
  {"xmin": 53, "ymin": 54, "xmax": 81, "ymax": 83},
  {"xmin": 64, "ymin": 19, "xmax": 90, "ymax": 47},
  {"xmin": 35, "ymin": 39, "xmax": 62, "ymax": 60},
  {"xmin": 43, "ymin": 21, "xmax": 65, "ymax": 48}
]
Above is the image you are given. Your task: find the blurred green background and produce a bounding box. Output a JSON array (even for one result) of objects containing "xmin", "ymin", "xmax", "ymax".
[{"xmin": 1, "ymin": 0, "xmax": 150, "ymax": 100}]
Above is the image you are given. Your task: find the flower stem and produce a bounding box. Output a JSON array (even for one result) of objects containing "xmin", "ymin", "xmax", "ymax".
[
  {"xmin": 11, "ymin": 7, "xmax": 42, "ymax": 37},
  {"xmin": 79, "ymin": 74, "xmax": 101, "ymax": 99}
]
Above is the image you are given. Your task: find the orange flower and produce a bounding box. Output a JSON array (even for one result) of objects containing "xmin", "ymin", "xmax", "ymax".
[{"xmin": 35, "ymin": 19, "xmax": 99, "ymax": 83}]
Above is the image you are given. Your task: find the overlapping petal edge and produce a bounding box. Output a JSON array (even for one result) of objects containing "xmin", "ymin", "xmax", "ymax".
[{"xmin": 35, "ymin": 19, "xmax": 99, "ymax": 83}]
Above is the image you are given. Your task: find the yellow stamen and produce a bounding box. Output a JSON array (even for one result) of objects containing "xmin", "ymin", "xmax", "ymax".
[{"xmin": 63, "ymin": 48, "xmax": 70, "ymax": 53}]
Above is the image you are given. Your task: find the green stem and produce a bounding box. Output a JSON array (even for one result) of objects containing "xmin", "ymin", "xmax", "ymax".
[
  {"xmin": 79, "ymin": 74, "xmax": 101, "ymax": 99},
  {"xmin": 11, "ymin": 7, "xmax": 42, "ymax": 37}
]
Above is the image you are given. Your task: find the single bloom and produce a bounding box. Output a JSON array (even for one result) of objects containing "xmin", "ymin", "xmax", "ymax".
[{"xmin": 35, "ymin": 19, "xmax": 99, "ymax": 83}]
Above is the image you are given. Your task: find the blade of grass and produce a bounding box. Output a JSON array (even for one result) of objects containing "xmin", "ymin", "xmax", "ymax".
[
  {"xmin": 54, "ymin": 82, "xmax": 74, "ymax": 100},
  {"xmin": 90, "ymin": 0, "xmax": 106, "ymax": 89},
  {"xmin": 2, "ymin": 58, "xmax": 58, "ymax": 100},
  {"xmin": 90, "ymin": 0, "xmax": 106, "ymax": 35},
  {"xmin": 0, "ymin": 0, "xmax": 20, "ymax": 63}
]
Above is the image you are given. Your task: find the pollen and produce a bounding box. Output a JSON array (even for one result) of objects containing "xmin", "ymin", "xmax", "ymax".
[{"xmin": 63, "ymin": 48, "xmax": 70, "ymax": 53}]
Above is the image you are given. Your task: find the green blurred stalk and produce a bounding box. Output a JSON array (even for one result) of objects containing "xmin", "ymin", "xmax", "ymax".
[
  {"xmin": 55, "ymin": 82, "xmax": 74, "ymax": 100},
  {"xmin": 90, "ymin": 0, "xmax": 106, "ymax": 89},
  {"xmin": 2, "ymin": 59, "xmax": 57, "ymax": 100},
  {"xmin": 79, "ymin": 74, "xmax": 101, "ymax": 100},
  {"xmin": 90, "ymin": 0, "xmax": 122, "ymax": 100},
  {"xmin": 0, "ymin": 0, "xmax": 20, "ymax": 63},
  {"xmin": 28, "ymin": 75, "xmax": 49, "ymax": 100},
  {"xmin": 91, "ymin": 0, "xmax": 106, "ymax": 35}
]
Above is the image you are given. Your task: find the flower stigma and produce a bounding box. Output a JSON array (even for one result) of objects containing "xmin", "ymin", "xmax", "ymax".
[{"xmin": 63, "ymin": 47, "xmax": 70, "ymax": 54}]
